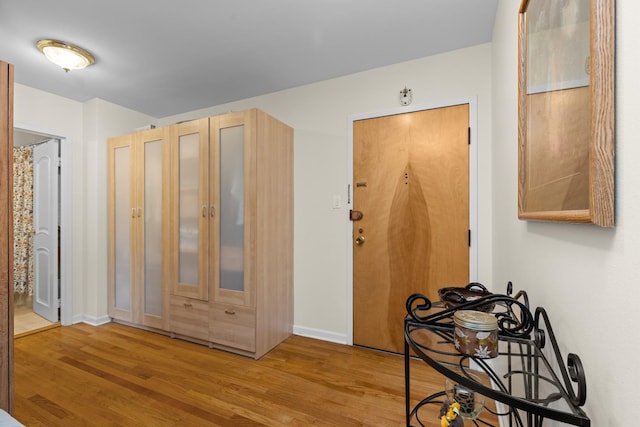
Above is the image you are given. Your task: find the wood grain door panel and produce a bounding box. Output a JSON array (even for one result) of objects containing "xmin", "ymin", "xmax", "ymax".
[{"xmin": 353, "ymin": 105, "xmax": 470, "ymax": 354}]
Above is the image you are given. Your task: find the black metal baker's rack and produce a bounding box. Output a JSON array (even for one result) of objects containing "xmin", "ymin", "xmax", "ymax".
[{"xmin": 404, "ymin": 283, "xmax": 589, "ymax": 427}]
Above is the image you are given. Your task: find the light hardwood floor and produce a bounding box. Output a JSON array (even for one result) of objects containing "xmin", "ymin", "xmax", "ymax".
[
  {"xmin": 14, "ymin": 304, "xmax": 59, "ymax": 337},
  {"xmin": 14, "ymin": 323, "xmax": 495, "ymax": 426}
]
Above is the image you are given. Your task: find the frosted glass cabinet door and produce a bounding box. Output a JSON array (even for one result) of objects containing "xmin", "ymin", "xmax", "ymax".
[
  {"xmin": 178, "ymin": 133, "xmax": 201, "ymax": 285},
  {"xmin": 114, "ymin": 146, "xmax": 131, "ymax": 311},
  {"xmin": 171, "ymin": 118, "xmax": 210, "ymax": 301},
  {"xmin": 143, "ymin": 139, "xmax": 163, "ymax": 316},
  {"xmin": 219, "ymin": 125, "xmax": 245, "ymax": 292}
]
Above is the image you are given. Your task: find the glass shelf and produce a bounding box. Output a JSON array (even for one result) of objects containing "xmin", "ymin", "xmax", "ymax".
[{"xmin": 404, "ymin": 287, "xmax": 590, "ymax": 427}]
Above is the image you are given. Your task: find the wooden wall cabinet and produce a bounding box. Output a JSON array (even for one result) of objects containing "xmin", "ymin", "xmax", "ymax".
[
  {"xmin": 109, "ymin": 109, "xmax": 293, "ymax": 359},
  {"xmin": 518, "ymin": 0, "xmax": 615, "ymax": 226},
  {"xmin": 107, "ymin": 127, "xmax": 171, "ymax": 330}
]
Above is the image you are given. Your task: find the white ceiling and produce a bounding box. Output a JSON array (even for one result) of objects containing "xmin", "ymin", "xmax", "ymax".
[{"xmin": 1, "ymin": 0, "xmax": 498, "ymax": 119}]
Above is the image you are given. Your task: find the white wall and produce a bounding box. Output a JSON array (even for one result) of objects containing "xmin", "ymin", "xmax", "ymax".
[
  {"xmin": 492, "ymin": 1, "xmax": 637, "ymax": 425},
  {"xmin": 160, "ymin": 43, "xmax": 494, "ymax": 340}
]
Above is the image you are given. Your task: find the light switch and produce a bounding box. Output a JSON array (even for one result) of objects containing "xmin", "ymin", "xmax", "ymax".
[{"xmin": 332, "ymin": 195, "xmax": 342, "ymax": 209}]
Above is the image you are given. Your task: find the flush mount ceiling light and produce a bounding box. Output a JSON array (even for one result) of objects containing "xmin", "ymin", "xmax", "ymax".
[{"xmin": 36, "ymin": 39, "xmax": 95, "ymax": 72}]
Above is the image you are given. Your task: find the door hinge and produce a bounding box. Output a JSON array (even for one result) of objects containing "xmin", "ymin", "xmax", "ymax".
[
  {"xmin": 468, "ymin": 229, "xmax": 471, "ymax": 247},
  {"xmin": 468, "ymin": 127, "xmax": 471, "ymax": 145}
]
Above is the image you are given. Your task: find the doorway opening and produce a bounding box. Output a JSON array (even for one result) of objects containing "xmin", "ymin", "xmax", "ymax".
[{"xmin": 13, "ymin": 126, "xmax": 72, "ymax": 336}]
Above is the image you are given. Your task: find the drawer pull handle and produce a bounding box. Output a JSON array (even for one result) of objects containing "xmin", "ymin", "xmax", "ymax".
[
  {"xmin": 183, "ymin": 302, "xmax": 193, "ymax": 308},
  {"xmin": 224, "ymin": 309, "xmax": 236, "ymax": 315}
]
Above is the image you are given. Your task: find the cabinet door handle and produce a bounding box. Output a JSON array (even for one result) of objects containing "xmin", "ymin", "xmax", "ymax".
[
  {"xmin": 210, "ymin": 204, "xmax": 216, "ymax": 218},
  {"xmin": 183, "ymin": 302, "xmax": 193, "ymax": 308},
  {"xmin": 131, "ymin": 208, "xmax": 136, "ymax": 218},
  {"xmin": 137, "ymin": 207, "xmax": 142, "ymax": 218},
  {"xmin": 224, "ymin": 309, "xmax": 236, "ymax": 315},
  {"xmin": 202, "ymin": 205, "xmax": 208, "ymax": 217}
]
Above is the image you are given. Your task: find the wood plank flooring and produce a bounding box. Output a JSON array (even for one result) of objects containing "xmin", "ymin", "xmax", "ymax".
[{"xmin": 14, "ymin": 323, "xmax": 492, "ymax": 426}]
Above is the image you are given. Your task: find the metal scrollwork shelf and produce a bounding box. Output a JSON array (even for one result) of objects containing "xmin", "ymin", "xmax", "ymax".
[{"xmin": 404, "ymin": 283, "xmax": 589, "ymax": 427}]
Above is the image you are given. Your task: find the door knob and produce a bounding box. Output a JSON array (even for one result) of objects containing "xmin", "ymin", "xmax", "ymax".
[{"xmin": 355, "ymin": 236, "xmax": 365, "ymax": 245}]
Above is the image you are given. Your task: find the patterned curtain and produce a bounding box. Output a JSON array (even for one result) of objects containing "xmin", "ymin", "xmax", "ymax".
[{"xmin": 13, "ymin": 146, "xmax": 34, "ymax": 303}]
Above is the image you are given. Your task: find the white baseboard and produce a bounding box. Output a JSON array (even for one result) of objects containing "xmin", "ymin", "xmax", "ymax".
[
  {"xmin": 495, "ymin": 401, "xmax": 509, "ymax": 427},
  {"xmin": 293, "ymin": 325, "xmax": 347, "ymax": 345},
  {"xmin": 72, "ymin": 314, "xmax": 112, "ymax": 326}
]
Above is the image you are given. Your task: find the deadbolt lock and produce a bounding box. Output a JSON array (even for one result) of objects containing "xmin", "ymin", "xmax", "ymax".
[{"xmin": 349, "ymin": 210, "xmax": 364, "ymax": 221}]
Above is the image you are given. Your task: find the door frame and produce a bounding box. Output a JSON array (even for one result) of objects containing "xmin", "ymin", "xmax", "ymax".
[
  {"xmin": 346, "ymin": 97, "xmax": 479, "ymax": 345},
  {"xmin": 14, "ymin": 122, "xmax": 73, "ymax": 326}
]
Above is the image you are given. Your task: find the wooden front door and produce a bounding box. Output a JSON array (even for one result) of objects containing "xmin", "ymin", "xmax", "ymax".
[{"xmin": 353, "ymin": 104, "xmax": 470, "ymax": 354}]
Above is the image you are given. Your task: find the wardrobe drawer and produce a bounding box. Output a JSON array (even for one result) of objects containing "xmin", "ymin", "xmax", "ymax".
[
  {"xmin": 170, "ymin": 296, "xmax": 209, "ymax": 341},
  {"xmin": 210, "ymin": 303, "xmax": 255, "ymax": 352}
]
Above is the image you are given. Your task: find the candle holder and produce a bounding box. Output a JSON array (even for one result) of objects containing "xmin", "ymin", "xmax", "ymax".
[{"xmin": 445, "ymin": 378, "xmax": 485, "ymax": 420}]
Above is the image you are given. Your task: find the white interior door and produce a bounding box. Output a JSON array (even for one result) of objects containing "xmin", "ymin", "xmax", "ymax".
[{"xmin": 32, "ymin": 139, "xmax": 59, "ymax": 322}]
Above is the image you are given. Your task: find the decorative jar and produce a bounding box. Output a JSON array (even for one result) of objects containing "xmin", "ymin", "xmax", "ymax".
[{"xmin": 453, "ymin": 310, "xmax": 498, "ymax": 358}]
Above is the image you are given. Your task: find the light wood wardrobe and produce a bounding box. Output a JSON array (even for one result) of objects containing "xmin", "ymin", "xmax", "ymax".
[{"xmin": 108, "ymin": 109, "xmax": 293, "ymax": 359}]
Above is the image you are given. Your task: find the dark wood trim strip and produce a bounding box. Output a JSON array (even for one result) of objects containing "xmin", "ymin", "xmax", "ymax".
[{"xmin": 0, "ymin": 60, "xmax": 14, "ymax": 413}]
